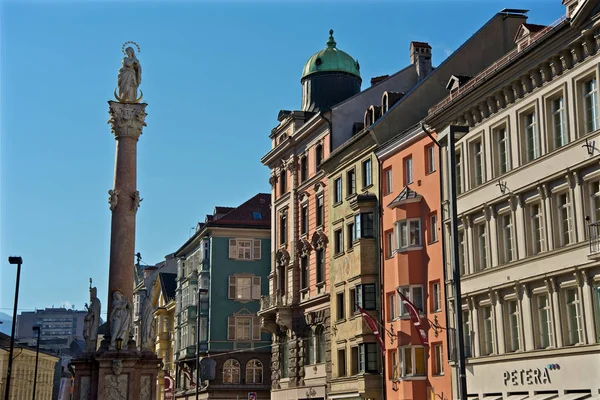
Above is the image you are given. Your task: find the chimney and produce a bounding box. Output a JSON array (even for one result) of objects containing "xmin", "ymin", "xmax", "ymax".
[
  {"xmin": 370, "ymin": 75, "xmax": 389, "ymax": 87},
  {"xmin": 410, "ymin": 41, "xmax": 432, "ymax": 81}
]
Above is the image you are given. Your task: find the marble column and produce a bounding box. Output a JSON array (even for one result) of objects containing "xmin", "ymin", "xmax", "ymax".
[{"xmin": 106, "ymin": 101, "xmax": 147, "ymax": 345}]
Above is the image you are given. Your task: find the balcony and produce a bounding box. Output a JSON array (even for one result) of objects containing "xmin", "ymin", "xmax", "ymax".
[
  {"xmin": 258, "ymin": 292, "xmax": 292, "ymax": 333},
  {"xmin": 588, "ymin": 222, "xmax": 600, "ymax": 260}
]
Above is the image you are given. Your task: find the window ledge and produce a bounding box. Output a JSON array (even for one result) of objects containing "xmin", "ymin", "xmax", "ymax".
[
  {"xmin": 362, "ymin": 184, "xmax": 374, "ymax": 191},
  {"xmin": 334, "ymin": 252, "xmax": 345, "ymax": 259},
  {"xmin": 428, "ymin": 239, "xmax": 439, "ymax": 245},
  {"xmin": 333, "ymin": 201, "xmax": 343, "ymax": 207},
  {"xmin": 397, "ymin": 245, "xmax": 423, "ymax": 253},
  {"xmin": 397, "ymin": 375, "xmax": 428, "ymax": 381}
]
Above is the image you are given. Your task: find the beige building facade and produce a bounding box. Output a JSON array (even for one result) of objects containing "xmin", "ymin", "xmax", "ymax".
[{"xmin": 427, "ymin": 1, "xmax": 600, "ymax": 398}]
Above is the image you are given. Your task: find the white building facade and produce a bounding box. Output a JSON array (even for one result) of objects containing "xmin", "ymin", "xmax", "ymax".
[{"xmin": 426, "ymin": 1, "xmax": 600, "ymax": 399}]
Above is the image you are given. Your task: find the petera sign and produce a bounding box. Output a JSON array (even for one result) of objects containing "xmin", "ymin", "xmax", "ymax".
[{"xmin": 503, "ymin": 364, "xmax": 560, "ymax": 386}]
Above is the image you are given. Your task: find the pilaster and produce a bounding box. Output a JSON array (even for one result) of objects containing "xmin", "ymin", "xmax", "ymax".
[{"xmin": 546, "ymin": 277, "xmax": 563, "ymax": 347}]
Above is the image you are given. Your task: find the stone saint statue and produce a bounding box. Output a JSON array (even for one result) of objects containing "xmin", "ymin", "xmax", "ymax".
[
  {"xmin": 117, "ymin": 46, "xmax": 142, "ymax": 102},
  {"xmin": 109, "ymin": 290, "xmax": 132, "ymax": 350},
  {"xmin": 140, "ymin": 286, "xmax": 155, "ymax": 351},
  {"xmin": 84, "ymin": 286, "xmax": 101, "ymax": 352}
]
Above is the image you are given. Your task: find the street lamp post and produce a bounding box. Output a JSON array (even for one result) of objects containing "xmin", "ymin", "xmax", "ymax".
[
  {"xmin": 32, "ymin": 326, "xmax": 41, "ymax": 400},
  {"xmin": 195, "ymin": 287, "xmax": 208, "ymax": 400},
  {"xmin": 5, "ymin": 256, "xmax": 23, "ymax": 400}
]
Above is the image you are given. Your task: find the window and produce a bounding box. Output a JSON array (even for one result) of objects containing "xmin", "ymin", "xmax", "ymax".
[
  {"xmin": 400, "ymin": 346, "xmax": 426, "ymax": 377},
  {"xmin": 426, "ymin": 145, "xmax": 436, "ymax": 173},
  {"xmin": 223, "ymin": 359, "xmax": 240, "ymax": 384},
  {"xmin": 334, "ymin": 177, "xmax": 343, "ymax": 203},
  {"xmin": 300, "ymin": 256, "xmax": 309, "ymax": 289},
  {"xmin": 588, "ymin": 180, "xmax": 600, "ymax": 222},
  {"xmin": 384, "ymin": 168, "xmax": 393, "ymax": 195},
  {"xmin": 315, "ymin": 143, "xmax": 323, "ymax": 169},
  {"xmin": 336, "ymin": 292, "xmax": 345, "ymax": 321},
  {"xmin": 523, "ymin": 111, "xmax": 539, "ymax": 162},
  {"xmin": 432, "ymin": 282, "xmax": 441, "ymax": 312},
  {"xmin": 463, "ymin": 310, "xmax": 472, "ymax": 357},
  {"xmin": 228, "ymin": 239, "xmax": 261, "ymax": 260},
  {"xmin": 316, "ymin": 327, "xmax": 326, "ymax": 363},
  {"xmin": 355, "ymin": 212, "xmax": 374, "ymax": 238},
  {"xmin": 405, "ymin": 157, "xmax": 413, "ymax": 184},
  {"xmin": 388, "ymin": 292, "xmax": 398, "ymax": 320},
  {"xmin": 535, "ymin": 293, "xmax": 554, "ymax": 349},
  {"xmin": 334, "ymin": 229, "xmax": 343, "ymax": 255},
  {"xmin": 349, "ymin": 288, "xmax": 357, "ymax": 314},
  {"xmin": 385, "ymin": 230, "xmax": 394, "ymax": 258},
  {"xmin": 358, "ymin": 343, "xmax": 378, "ymax": 373},
  {"xmin": 498, "ymin": 213, "xmax": 514, "ymax": 264},
  {"xmin": 300, "ymin": 155, "xmax": 308, "ymax": 182},
  {"xmin": 301, "ymin": 204, "xmax": 308, "ymax": 235},
  {"xmin": 362, "ymin": 159, "xmax": 372, "ymax": 188},
  {"xmin": 456, "ymin": 150, "xmax": 463, "ymax": 195},
  {"xmin": 227, "ymin": 315, "xmax": 260, "ymax": 341},
  {"xmin": 228, "ymin": 276, "xmax": 261, "ymax": 300},
  {"xmin": 347, "ymin": 169, "xmax": 356, "ymax": 195},
  {"xmin": 583, "ymin": 77, "xmax": 599, "ymax": 133},
  {"xmin": 433, "ymin": 344, "xmax": 444, "ymax": 375},
  {"xmin": 389, "ymin": 350, "xmax": 399, "ymax": 380},
  {"xmin": 397, "ymin": 219, "xmax": 421, "ymax": 249},
  {"xmin": 245, "ymin": 360, "xmax": 263, "ymax": 384},
  {"xmin": 338, "ymin": 349, "xmax": 347, "ymax": 377},
  {"xmin": 316, "ymin": 196, "xmax": 324, "ymax": 227},
  {"xmin": 506, "ymin": 300, "xmax": 521, "ymax": 352},
  {"xmin": 356, "ymin": 284, "xmax": 376, "ymax": 310},
  {"xmin": 316, "ymin": 249, "xmax": 324, "ymax": 284},
  {"xmin": 429, "ymin": 213, "xmax": 438, "ymax": 243},
  {"xmin": 481, "ymin": 305, "xmax": 495, "ymax": 355},
  {"xmin": 494, "ymin": 126, "xmax": 510, "ymax": 175},
  {"xmin": 470, "ymin": 140, "xmax": 484, "ymax": 186},
  {"xmin": 306, "ymin": 330, "xmax": 315, "ymax": 364},
  {"xmin": 458, "ymin": 229, "xmax": 466, "ymax": 276},
  {"xmin": 398, "ymin": 286, "xmax": 424, "ymax": 315},
  {"xmin": 554, "ymin": 191, "xmax": 574, "ymax": 247},
  {"xmin": 550, "ymin": 95, "xmax": 567, "ymax": 150},
  {"xmin": 564, "ymin": 288, "xmax": 583, "ymax": 345},
  {"xmin": 280, "ymin": 339, "xmax": 289, "ymax": 378},
  {"xmin": 279, "ymin": 169, "xmax": 287, "ymax": 195},
  {"xmin": 527, "ymin": 202, "xmax": 545, "ymax": 255},
  {"xmin": 347, "ymin": 223, "xmax": 355, "ymax": 248},
  {"xmin": 474, "ymin": 222, "xmax": 488, "ymax": 272},
  {"xmin": 350, "ymin": 347, "xmax": 358, "ymax": 375},
  {"xmin": 592, "ymin": 283, "xmax": 600, "ymax": 343},
  {"xmin": 280, "ymin": 214, "xmax": 287, "ymax": 245}
]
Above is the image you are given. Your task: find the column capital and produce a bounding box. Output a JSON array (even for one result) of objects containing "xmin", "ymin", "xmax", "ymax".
[
  {"xmin": 545, "ymin": 277, "xmax": 558, "ymax": 294},
  {"xmin": 107, "ymin": 101, "xmax": 147, "ymax": 140}
]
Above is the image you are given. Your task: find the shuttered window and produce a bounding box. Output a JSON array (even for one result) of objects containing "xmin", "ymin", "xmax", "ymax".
[
  {"xmin": 228, "ymin": 238, "xmax": 262, "ymax": 260},
  {"xmin": 227, "ymin": 315, "xmax": 262, "ymax": 341},
  {"xmin": 228, "ymin": 275, "xmax": 262, "ymax": 300}
]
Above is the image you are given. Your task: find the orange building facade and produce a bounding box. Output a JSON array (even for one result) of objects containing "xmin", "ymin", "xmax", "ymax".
[{"xmin": 376, "ymin": 125, "xmax": 452, "ymax": 400}]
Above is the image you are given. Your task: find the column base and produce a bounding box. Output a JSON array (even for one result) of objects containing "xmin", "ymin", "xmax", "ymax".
[{"xmin": 71, "ymin": 349, "xmax": 161, "ymax": 400}]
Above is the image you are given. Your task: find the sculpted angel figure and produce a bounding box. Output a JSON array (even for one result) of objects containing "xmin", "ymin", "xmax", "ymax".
[
  {"xmin": 140, "ymin": 286, "xmax": 155, "ymax": 351},
  {"xmin": 117, "ymin": 46, "xmax": 142, "ymax": 102},
  {"xmin": 109, "ymin": 291, "xmax": 132, "ymax": 350},
  {"xmin": 85, "ymin": 287, "xmax": 101, "ymax": 351}
]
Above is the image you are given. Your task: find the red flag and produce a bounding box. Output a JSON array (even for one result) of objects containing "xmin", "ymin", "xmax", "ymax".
[
  {"xmin": 357, "ymin": 305, "xmax": 385, "ymax": 353},
  {"xmin": 398, "ymin": 290, "xmax": 429, "ymax": 346},
  {"xmin": 182, "ymin": 365, "xmax": 196, "ymax": 388}
]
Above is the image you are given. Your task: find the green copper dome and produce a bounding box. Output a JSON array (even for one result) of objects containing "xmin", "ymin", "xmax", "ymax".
[{"xmin": 301, "ymin": 30, "xmax": 361, "ymax": 80}]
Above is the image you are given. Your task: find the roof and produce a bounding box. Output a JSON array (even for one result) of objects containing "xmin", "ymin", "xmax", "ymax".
[
  {"xmin": 411, "ymin": 41, "xmax": 432, "ymax": 49},
  {"xmin": 159, "ymin": 272, "xmax": 177, "ymax": 302},
  {"xmin": 514, "ymin": 23, "xmax": 548, "ymax": 42},
  {"xmin": 214, "ymin": 206, "xmax": 235, "ymax": 215},
  {"xmin": 301, "ymin": 30, "xmax": 361, "ymax": 80},
  {"xmin": 387, "ymin": 186, "xmax": 422, "ymax": 208}
]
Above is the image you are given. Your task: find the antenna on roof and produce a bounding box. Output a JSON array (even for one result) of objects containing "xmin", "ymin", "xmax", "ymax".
[{"xmin": 189, "ymin": 227, "xmax": 195, "ymax": 237}]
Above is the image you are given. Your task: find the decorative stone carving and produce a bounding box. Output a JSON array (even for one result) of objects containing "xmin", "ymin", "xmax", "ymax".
[
  {"xmin": 512, "ymin": 81, "xmax": 523, "ymax": 99},
  {"xmin": 503, "ymin": 86, "xmax": 514, "ymax": 104},
  {"xmin": 108, "ymin": 189, "xmax": 120, "ymax": 211},
  {"xmin": 539, "ymin": 63, "xmax": 552, "ymax": 83},
  {"xmin": 103, "ymin": 360, "xmax": 128, "ymax": 400},
  {"xmin": 269, "ymin": 175, "xmax": 278, "ymax": 188},
  {"xmin": 495, "ymin": 92, "xmax": 506, "ymax": 109},
  {"xmin": 108, "ymin": 101, "xmax": 148, "ymax": 140},
  {"xmin": 545, "ymin": 277, "xmax": 558, "ymax": 294},
  {"xmin": 508, "ymin": 194, "xmax": 519, "ymax": 212},
  {"xmin": 296, "ymin": 239, "xmax": 312, "ymax": 258},
  {"xmin": 80, "ymin": 376, "xmax": 91, "ymax": 400},
  {"xmin": 275, "ymin": 249, "xmax": 291, "ymax": 266},
  {"xmin": 521, "ymin": 74, "xmax": 533, "ymax": 93},
  {"xmin": 530, "ymin": 69, "xmax": 542, "ymax": 88},
  {"xmin": 311, "ymin": 230, "xmax": 328, "ymax": 250},
  {"xmin": 84, "ymin": 284, "xmax": 101, "ymax": 352},
  {"xmin": 571, "ymin": 45, "xmax": 583, "ymax": 64},
  {"xmin": 479, "ymin": 103, "xmax": 489, "ymax": 120},
  {"xmin": 131, "ymin": 190, "xmax": 143, "ymax": 212},
  {"xmin": 550, "ymin": 56, "xmax": 563, "ymax": 76},
  {"xmin": 140, "ymin": 375, "xmax": 152, "ymax": 400},
  {"xmin": 537, "ymin": 183, "xmax": 548, "ymax": 200},
  {"xmin": 583, "ymin": 36, "xmax": 596, "ymax": 57},
  {"xmin": 109, "ymin": 290, "xmax": 132, "ymax": 350},
  {"xmin": 486, "ymin": 97, "xmax": 498, "ymax": 115},
  {"xmin": 116, "ymin": 42, "xmax": 142, "ymax": 103},
  {"xmin": 140, "ymin": 286, "xmax": 155, "ymax": 351}
]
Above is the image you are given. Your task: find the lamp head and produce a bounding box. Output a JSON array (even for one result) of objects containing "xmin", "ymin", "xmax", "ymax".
[
  {"xmin": 8, "ymin": 256, "xmax": 23, "ymax": 265},
  {"xmin": 115, "ymin": 338, "xmax": 124, "ymax": 351}
]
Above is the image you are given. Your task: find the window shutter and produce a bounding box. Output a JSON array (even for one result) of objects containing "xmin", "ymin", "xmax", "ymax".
[
  {"xmin": 253, "ymin": 239, "xmax": 261, "ymax": 260},
  {"xmin": 227, "ymin": 316, "xmax": 236, "ymax": 340},
  {"xmin": 228, "ymin": 276, "xmax": 236, "ymax": 299},
  {"xmin": 252, "ymin": 317, "xmax": 261, "ymax": 340},
  {"xmin": 355, "ymin": 215, "xmax": 361, "ymax": 239},
  {"xmin": 356, "ymin": 285, "xmax": 363, "ymax": 308},
  {"xmin": 228, "ymin": 239, "xmax": 237, "ymax": 259},
  {"xmin": 252, "ymin": 277, "xmax": 261, "ymax": 300}
]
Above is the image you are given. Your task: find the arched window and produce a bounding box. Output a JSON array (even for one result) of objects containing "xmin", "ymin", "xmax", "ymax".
[
  {"xmin": 316, "ymin": 326, "xmax": 326, "ymax": 363},
  {"xmin": 246, "ymin": 359, "xmax": 263, "ymax": 384},
  {"xmin": 223, "ymin": 359, "xmax": 240, "ymax": 384},
  {"xmin": 306, "ymin": 329, "xmax": 315, "ymax": 364}
]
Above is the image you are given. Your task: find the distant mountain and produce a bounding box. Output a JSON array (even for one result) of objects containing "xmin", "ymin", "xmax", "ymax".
[{"xmin": 0, "ymin": 312, "xmax": 13, "ymax": 335}]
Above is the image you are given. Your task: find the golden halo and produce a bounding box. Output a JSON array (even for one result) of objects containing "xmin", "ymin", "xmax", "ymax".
[
  {"xmin": 114, "ymin": 89, "xmax": 143, "ymax": 104},
  {"xmin": 122, "ymin": 41, "xmax": 141, "ymax": 56}
]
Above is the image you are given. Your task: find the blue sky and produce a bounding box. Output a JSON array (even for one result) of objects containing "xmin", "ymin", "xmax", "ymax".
[{"xmin": 1, "ymin": 0, "xmax": 565, "ymax": 319}]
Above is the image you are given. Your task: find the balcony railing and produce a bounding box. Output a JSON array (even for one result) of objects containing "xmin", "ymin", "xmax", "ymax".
[
  {"xmin": 588, "ymin": 222, "xmax": 600, "ymax": 256},
  {"xmin": 259, "ymin": 293, "xmax": 289, "ymax": 311}
]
